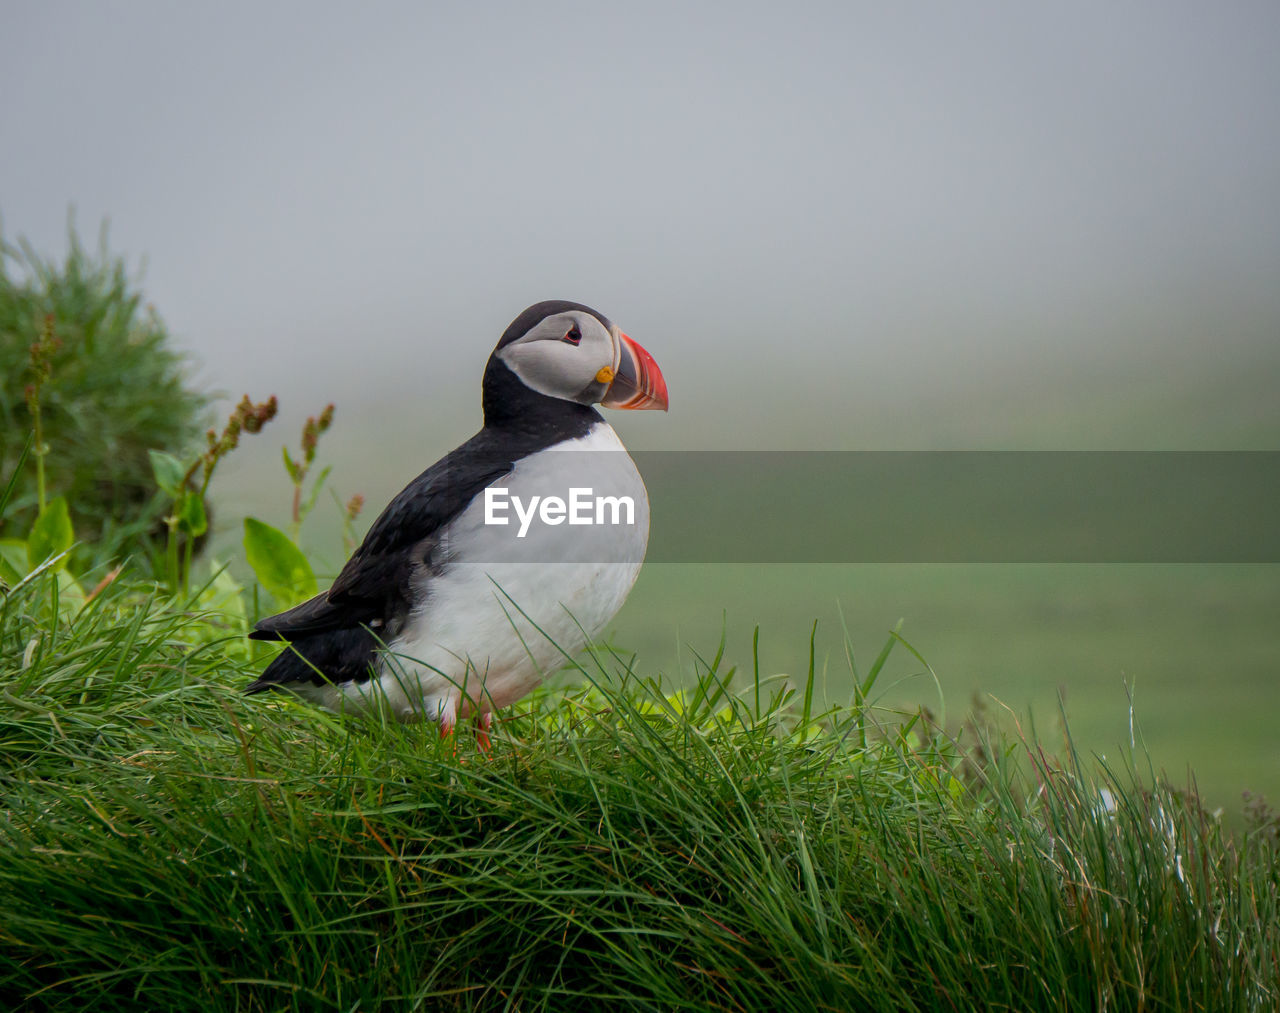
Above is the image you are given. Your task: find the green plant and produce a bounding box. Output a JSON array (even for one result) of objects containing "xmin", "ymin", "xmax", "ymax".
[
  {"xmin": 242, "ymin": 403, "xmax": 357, "ymax": 607},
  {"xmin": 0, "ymin": 219, "xmax": 211, "ymax": 567},
  {"xmin": 337, "ymin": 490, "xmax": 365, "ymax": 555},
  {"xmin": 0, "ymin": 337, "xmax": 87, "ymax": 618},
  {"xmin": 283, "ymin": 402, "xmax": 334, "ymax": 541},
  {"xmin": 1, "ymin": 580, "xmax": 1277, "ymax": 1011},
  {"xmin": 13, "ymin": 320, "xmax": 74, "ymax": 572},
  {"xmin": 21, "ymin": 314, "xmax": 59, "ymax": 513},
  {"xmin": 2, "ymin": 400, "xmax": 1277, "ymax": 1009},
  {"xmin": 150, "ymin": 394, "xmax": 279, "ymax": 596}
]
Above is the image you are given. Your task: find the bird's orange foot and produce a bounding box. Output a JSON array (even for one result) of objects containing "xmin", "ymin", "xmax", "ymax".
[
  {"xmin": 475, "ymin": 711, "xmax": 493, "ymax": 754},
  {"xmin": 437, "ymin": 708, "xmax": 459, "ymax": 756}
]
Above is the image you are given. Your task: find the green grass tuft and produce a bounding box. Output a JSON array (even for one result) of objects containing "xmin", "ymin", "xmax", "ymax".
[
  {"xmin": 0, "ymin": 219, "xmax": 211, "ymax": 567},
  {"xmin": 1, "ymin": 571, "xmax": 1277, "ymax": 1011}
]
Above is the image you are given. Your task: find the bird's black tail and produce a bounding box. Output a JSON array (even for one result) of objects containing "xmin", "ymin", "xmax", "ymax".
[{"xmin": 246, "ymin": 626, "xmax": 380, "ymax": 693}]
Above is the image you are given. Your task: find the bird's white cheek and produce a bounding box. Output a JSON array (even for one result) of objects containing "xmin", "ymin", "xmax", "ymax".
[{"xmin": 500, "ymin": 343, "xmax": 597, "ymax": 401}]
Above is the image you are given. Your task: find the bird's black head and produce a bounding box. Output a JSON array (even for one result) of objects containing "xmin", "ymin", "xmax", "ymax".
[{"xmin": 482, "ymin": 301, "xmax": 668, "ymax": 430}]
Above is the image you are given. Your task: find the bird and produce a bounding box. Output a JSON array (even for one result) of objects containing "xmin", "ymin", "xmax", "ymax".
[{"xmin": 245, "ymin": 300, "xmax": 668, "ymax": 741}]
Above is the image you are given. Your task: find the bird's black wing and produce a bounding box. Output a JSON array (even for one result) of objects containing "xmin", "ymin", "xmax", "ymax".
[
  {"xmin": 245, "ymin": 433, "xmax": 513, "ymax": 692},
  {"xmin": 325, "ymin": 441, "xmax": 513, "ymax": 607}
]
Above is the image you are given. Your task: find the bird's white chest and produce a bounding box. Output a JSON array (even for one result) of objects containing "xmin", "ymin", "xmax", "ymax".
[{"xmin": 368, "ymin": 423, "xmax": 648, "ymax": 722}]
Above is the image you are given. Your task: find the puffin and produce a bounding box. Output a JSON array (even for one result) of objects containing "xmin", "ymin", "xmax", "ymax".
[{"xmin": 245, "ymin": 300, "xmax": 668, "ymax": 739}]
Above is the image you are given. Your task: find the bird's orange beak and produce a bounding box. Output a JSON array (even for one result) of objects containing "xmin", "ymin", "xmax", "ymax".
[{"xmin": 600, "ymin": 332, "xmax": 669, "ymax": 411}]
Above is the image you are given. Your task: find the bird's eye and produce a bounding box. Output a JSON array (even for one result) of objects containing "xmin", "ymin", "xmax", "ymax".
[{"xmin": 562, "ymin": 324, "xmax": 582, "ymax": 346}]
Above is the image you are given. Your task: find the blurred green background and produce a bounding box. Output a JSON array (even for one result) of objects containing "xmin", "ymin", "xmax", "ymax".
[{"xmin": 621, "ymin": 563, "xmax": 1280, "ymax": 814}]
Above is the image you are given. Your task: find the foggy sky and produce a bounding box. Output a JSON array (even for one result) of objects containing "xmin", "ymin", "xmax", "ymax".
[{"xmin": 4, "ymin": 1, "xmax": 1279, "ymax": 462}]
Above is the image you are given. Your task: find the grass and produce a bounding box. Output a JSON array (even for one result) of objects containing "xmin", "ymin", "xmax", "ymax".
[
  {"xmin": 616, "ymin": 562, "xmax": 1280, "ymax": 820},
  {"xmin": 215, "ymin": 437, "xmax": 1280, "ymax": 822},
  {"xmin": 2, "ymin": 569, "xmax": 1277, "ymax": 1011}
]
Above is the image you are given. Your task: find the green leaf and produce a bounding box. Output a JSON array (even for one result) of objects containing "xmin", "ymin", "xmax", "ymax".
[
  {"xmin": 149, "ymin": 450, "xmax": 187, "ymax": 497},
  {"xmin": 198, "ymin": 560, "xmax": 247, "ymax": 628},
  {"xmin": 0, "ymin": 433, "xmax": 33, "ymax": 521},
  {"xmin": 176, "ymin": 491, "xmax": 208, "ymax": 537},
  {"xmin": 282, "ymin": 446, "xmax": 302, "ymax": 484},
  {"xmin": 0, "ymin": 538, "xmax": 26, "ymax": 584},
  {"xmin": 53, "ymin": 568, "xmax": 87, "ymax": 619},
  {"xmin": 243, "ymin": 517, "xmax": 317, "ymax": 605},
  {"xmin": 27, "ymin": 496, "xmax": 74, "ymax": 570},
  {"xmin": 300, "ymin": 464, "xmax": 332, "ymax": 521}
]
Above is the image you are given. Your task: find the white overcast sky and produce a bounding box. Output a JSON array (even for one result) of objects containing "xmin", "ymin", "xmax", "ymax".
[{"xmin": 4, "ymin": 1, "xmax": 1279, "ymax": 463}]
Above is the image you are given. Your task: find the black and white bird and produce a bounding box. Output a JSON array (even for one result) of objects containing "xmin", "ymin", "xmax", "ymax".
[{"xmin": 246, "ymin": 301, "xmax": 668, "ymax": 738}]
